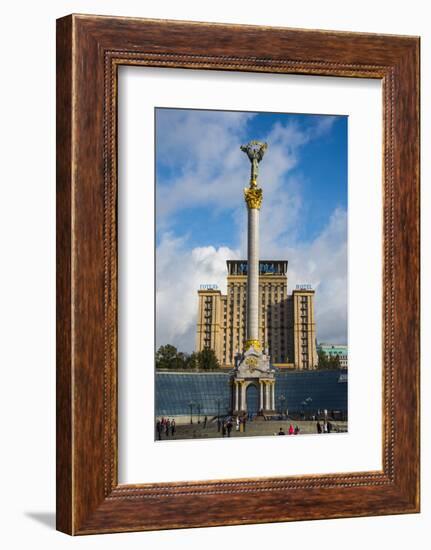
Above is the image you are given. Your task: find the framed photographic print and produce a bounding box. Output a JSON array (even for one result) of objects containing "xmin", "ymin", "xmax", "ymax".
[
  {"xmin": 152, "ymin": 107, "xmax": 348, "ymax": 444},
  {"xmin": 56, "ymin": 14, "xmax": 420, "ymax": 534}
]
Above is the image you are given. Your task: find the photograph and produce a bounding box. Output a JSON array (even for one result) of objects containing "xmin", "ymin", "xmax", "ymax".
[{"xmin": 154, "ymin": 107, "xmax": 348, "ymax": 441}]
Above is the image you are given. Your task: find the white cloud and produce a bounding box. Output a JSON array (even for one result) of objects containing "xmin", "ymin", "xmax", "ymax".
[
  {"xmin": 156, "ymin": 109, "xmax": 255, "ymax": 223},
  {"xmin": 156, "ymin": 110, "xmax": 337, "ymax": 242},
  {"xmin": 156, "ymin": 232, "xmax": 239, "ymax": 353},
  {"xmin": 155, "ymin": 110, "xmax": 329, "ymax": 226},
  {"xmin": 285, "ymin": 208, "xmax": 348, "ymax": 344}
]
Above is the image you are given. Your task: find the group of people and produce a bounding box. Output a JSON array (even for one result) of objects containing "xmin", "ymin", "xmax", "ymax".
[
  {"xmin": 277, "ymin": 424, "xmax": 300, "ymax": 435},
  {"xmin": 316, "ymin": 420, "xmax": 333, "ymax": 433},
  {"xmin": 156, "ymin": 415, "xmax": 337, "ymax": 439},
  {"xmin": 219, "ymin": 414, "xmax": 252, "ymax": 437},
  {"xmin": 220, "ymin": 416, "xmax": 234, "ymax": 437},
  {"xmin": 156, "ymin": 417, "xmax": 176, "ymax": 440}
]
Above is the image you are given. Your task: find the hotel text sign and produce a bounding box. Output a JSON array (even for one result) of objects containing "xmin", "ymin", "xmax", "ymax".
[
  {"xmin": 238, "ymin": 262, "xmax": 278, "ymax": 274},
  {"xmin": 200, "ymin": 284, "xmax": 219, "ymax": 290}
]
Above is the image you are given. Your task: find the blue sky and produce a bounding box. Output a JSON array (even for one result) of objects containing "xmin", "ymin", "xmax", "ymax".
[{"xmin": 155, "ymin": 108, "xmax": 348, "ymax": 351}]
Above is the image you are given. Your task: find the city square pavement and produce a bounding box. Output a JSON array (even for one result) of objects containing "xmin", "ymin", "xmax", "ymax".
[{"xmin": 156, "ymin": 419, "xmax": 348, "ymax": 441}]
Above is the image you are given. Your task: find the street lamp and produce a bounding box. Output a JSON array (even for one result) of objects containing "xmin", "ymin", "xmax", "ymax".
[
  {"xmin": 279, "ymin": 395, "xmax": 286, "ymax": 417},
  {"xmin": 188, "ymin": 401, "xmax": 195, "ymax": 424},
  {"xmin": 216, "ymin": 398, "xmax": 221, "ymax": 432},
  {"xmin": 302, "ymin": 397, "xmax": 312, "ymax": 419}
]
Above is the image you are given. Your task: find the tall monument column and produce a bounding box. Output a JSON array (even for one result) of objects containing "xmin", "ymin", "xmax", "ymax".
[
  {"xmin": 246, "ymin": 196, "xmax": 260, "ymax": 348},
  {"xmin": 232, "ymin": 141, "xmax": 276, "ymax": 417},
  {"xmin": 241, "ymin": 140, "xmax": 266, "ymax": 352}
]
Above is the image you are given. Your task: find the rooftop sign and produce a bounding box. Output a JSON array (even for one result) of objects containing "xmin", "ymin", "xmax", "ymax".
[
  {"xmin": 226, "ymin": 260, "xmax": 288, "ymax": 276},
  {"xmin": 199, "ymin": 284, "xmax": 219, "ymax": 290}
]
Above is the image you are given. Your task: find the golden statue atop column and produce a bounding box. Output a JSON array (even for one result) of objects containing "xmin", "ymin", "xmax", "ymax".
[{"xmin": 242, "ymin": 140, "xmax": 266, "ymax": 210}]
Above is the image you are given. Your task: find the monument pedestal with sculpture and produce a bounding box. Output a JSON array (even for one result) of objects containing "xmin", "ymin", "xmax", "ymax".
[{"xmin": 232, "ymin": 141, "xmax": 276, "ymax": 417}]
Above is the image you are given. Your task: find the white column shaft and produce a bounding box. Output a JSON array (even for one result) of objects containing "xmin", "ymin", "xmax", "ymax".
[
  {"xmin": 242, "ymin": 384, "xmax": 247, "ymax": 411},
  {"xmin": 260, "ymin": 381, "xmax": 264, "ymax": 410},
  {"xmin": 247, "ymin": 207, "xmax": 259, "ymax": 342},
  {"xmin": 235, "ymin": 382, "xmax": 239, "ymax": 410}
]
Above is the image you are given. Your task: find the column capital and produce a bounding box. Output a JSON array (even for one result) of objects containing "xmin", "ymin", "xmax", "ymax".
[{"xmin": 244, "ymin": 187, "xmax": 263, "ymax": 209}]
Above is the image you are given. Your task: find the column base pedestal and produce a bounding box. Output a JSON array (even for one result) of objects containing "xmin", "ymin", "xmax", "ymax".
[{"xmin": 231, "ymin": 345, "xmax": 276, "ymax": 415}]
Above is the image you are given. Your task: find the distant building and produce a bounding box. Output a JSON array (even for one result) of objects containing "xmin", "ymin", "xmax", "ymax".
[
  {"xmin": 195, "ymin": 260, "xmax": 318, "ymax": 370},
  {"xmin": 317, "ymin": 343, "xmax": 348, "ymax": 369}
]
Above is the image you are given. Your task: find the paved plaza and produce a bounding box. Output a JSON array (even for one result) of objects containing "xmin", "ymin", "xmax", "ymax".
[{"xmin": 156, "ymin": 418, "xmax": 347, "ymax": 441}]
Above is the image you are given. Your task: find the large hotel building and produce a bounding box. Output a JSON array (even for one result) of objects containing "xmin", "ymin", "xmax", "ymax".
[{"xmin": 196, "ymin": 260, "xmax": 318, "ymax": 369}]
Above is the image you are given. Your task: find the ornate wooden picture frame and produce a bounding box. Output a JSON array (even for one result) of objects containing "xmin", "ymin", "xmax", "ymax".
[{"xmin": 56, "ymin": 14, "xmax": 420, "ymax": 535}]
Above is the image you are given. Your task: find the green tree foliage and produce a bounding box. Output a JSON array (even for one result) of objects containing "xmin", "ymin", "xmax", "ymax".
[
  {"xmin": 155, "ymin": 346, "xmax": 220, "ymax": 371},
  {"xmin": 185, "ymin": 352, "xmax": 198, "ymax": 370},
  {"xmin": 317, "ymin": 349, "xmax": 329, "ymax": 369},
  {"xmin": 155, "ymin": 344, "xmax": 178, "ymax": 369},
  {"xmin": 317, "ymin": 349, "xmax": 342, "ymax": 370},
  {"xmin": 196, "ymin": 348, "xmax": 220, "ymax": 370},
  {"xmin": 328, "ymin": 353, "xmax": 341, "ymax": 369},
  {"xmin": 174, "ymin": 351, "xmax": 188, "ymax": 370}
]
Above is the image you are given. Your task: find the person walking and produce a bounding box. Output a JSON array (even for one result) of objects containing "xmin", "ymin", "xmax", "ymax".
[
  {"xmin": 165, "ymin": 418, "xmax": 170, "ymax": 437},
  {"xmin": 156, "ymin": 419, "xmax": 162, "ymax": 440},
  {"xmin": 171, "ymin": 419, "xmax": 176, "ymax": 437},
  {"xmin": 278, "ymin": 427, "xmax": 285, "ymax": 435},
  {"xmin": 294, "ymin": 425, "xmax": 300, "ymax": 435},
  {"xmin": 203, "ymin": 415, "xmax": 207, "ymax": 429},
  {"xmin": 222, "ymin": 421, "xmax": 226, "ymax": 437},
  {"xmin": 288, "ymin": 424, "xmax": 294, "ymax": 435},
  {"xmin": 236, "ymin": 417, "xmax": 240, "ymax": 432},
  {"xmin": 317, "ymin": 421, "xmax": 322, "ymax": 434},
  {"xmin": 227, "ymin": 419, "xmax": 233, "ymax": 437}
]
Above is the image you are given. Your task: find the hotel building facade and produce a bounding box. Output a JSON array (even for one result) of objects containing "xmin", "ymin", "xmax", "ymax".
[{"xmin": 196, "ymin": 260, "xmax": 318, "ymax": 369}]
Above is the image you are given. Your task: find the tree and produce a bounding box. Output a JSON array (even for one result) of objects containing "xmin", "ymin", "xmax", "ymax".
[
  {"xmin": 155, "ymin": 346, "xmax": 221, "ymax": 371},
  {"xmin": 196, "ymin": 348, "xmax": 220, "ymax": 370},
  {"xmin": 185, "ymin": 352, "xmax": 198, "ymax": 370},
  {"xmin": 326, "ymin": 353, "xmax": 341, "ymax": 369},
  {"xmin": 174, "ymin": 351, "xmax": 188, "ymax": 370},
  {"xmin": 317, "ymin": 349, "xmax": 329, "ymax": 369},
  {"xmin": 155, "ymin": 344, "xmax": 178, "ymax": 369}
]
